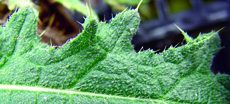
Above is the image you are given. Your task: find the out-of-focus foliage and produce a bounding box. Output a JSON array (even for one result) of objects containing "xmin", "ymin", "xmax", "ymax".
[
  {"xmin": 56, "ymin": 0, "xmax": 98, "ymax": 19},
  {"xmin": 104, "ymin": 0, "xmax": 157, "ymax": 21},
  {"xmin": 0, "ymin": 0, "xmax": 98, "ymax": 18}
]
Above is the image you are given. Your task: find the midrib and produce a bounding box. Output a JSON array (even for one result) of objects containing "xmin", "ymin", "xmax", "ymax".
[{"xmin": 0, "ymin": 84, "xmax": 173, "ymax": 103}]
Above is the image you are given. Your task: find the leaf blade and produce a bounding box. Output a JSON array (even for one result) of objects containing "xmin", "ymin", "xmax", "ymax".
[{"xmin": 0, "ymin": 7, "xmax": 229, "ymax": 104}]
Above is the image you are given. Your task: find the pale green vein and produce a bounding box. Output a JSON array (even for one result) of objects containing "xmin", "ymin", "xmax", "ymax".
[{"xmin": 0, "ymin": 85, "xmax": 178, "ymax": 103}]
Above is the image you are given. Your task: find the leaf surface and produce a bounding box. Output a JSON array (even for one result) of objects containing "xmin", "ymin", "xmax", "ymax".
[{"xmin": 0, "ymin": 7, "xmax": 229, "ymax": 104}]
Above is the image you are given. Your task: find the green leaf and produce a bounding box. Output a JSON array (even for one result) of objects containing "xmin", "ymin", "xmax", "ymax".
[{"xmin": 0, "ymin": 7, "xmax": 229, "ymax": 103}]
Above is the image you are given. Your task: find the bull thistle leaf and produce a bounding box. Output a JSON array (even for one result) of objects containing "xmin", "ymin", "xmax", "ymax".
[{"xmin": 0, "ymin": 7, "xmax": 229, "ymax": 104}]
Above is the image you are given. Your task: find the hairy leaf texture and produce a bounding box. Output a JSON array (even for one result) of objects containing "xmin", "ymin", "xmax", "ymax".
[{"xmin": 0, "ymin": 7, "xmax": 229, "ymax": 104}]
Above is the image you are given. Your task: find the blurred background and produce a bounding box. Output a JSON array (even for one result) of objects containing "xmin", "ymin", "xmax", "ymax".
[{"xmin": 0, "ymin": 0, "xmax": 229, "ymax": 74}]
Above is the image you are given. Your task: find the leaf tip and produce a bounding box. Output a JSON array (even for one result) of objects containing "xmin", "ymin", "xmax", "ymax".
[
  {"xmin": 217, "ymin": 27, "xmax": 225, "ymax": 32},
  {"xmin": 174, "ymin": 24, "xmax": 193, "ymax": 43},
  {"xmin": 86, "ymin": 1, "xmax": 93, "ymax": 20},
  {"xmin": 39, "ymin": 30, "xmax": 46, "ymax": 37},
  {"xmin": 136, "ymin": 0, "xmax": 143, "ymax": 11},
  {"xmin": 121, "ymin": 8, "xmax": 128, "ymax": 14}
]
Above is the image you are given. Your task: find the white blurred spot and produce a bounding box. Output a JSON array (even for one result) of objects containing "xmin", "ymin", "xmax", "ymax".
[{"xmin": 43, "ymin": 96, "xmax": 47, "ymax": 99}]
